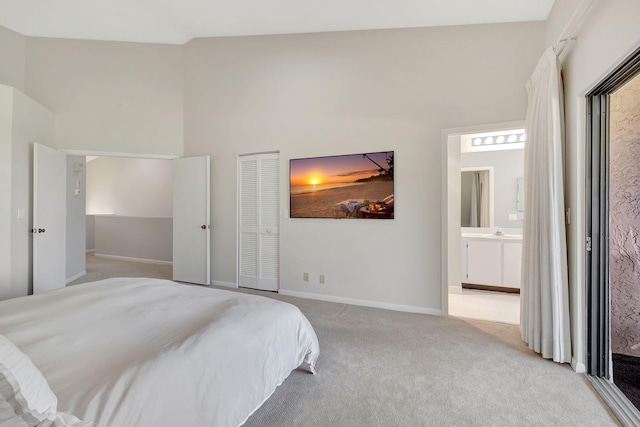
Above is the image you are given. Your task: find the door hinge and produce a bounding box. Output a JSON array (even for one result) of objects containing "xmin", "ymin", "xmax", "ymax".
[{"xmin": 586, "ymin": 236, "xmax": 592, "ymax": 252}]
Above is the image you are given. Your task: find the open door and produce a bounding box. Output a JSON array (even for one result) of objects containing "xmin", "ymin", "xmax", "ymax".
[
  {"xmin": 173, "ymin": 156, "xmax": 210, "ymax": 285},
  {"xmin": 33, "ymin": 143, "xmax": 66, "ymax": 294}
]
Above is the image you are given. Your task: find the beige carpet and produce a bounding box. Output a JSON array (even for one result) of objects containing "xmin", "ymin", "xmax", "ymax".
[
  {"xmin": 70, "ymin": 255, "xmax": 619, "ymax": 426},
  {"xmin": 68, "ymin": 254, "xmax": 172, "ymax": 285}
]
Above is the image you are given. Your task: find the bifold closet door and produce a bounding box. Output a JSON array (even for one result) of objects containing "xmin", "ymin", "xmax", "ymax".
[{"xmin": 238, "ymin": 153, "xmax": 280, "ymax": 291}]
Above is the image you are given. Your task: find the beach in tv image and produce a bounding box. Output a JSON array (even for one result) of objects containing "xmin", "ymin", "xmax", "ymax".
[{"xmin": 289, "ymin": 151, "xmax": 394, "ymax": 219}]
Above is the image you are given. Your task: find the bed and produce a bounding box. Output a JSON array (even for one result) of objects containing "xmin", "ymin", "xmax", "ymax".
[{"xmin": 0, "ymin": 278, "xmax": 320, "ymax": 427}]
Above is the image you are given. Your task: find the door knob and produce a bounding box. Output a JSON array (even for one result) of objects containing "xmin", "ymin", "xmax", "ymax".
[
  {"xmin": 38, "ymin": 228, "xmax": 46, "ymax": 233},
  {"xmin": 201, "ymin": 225, "xmax": 207, "ymax": 229}
]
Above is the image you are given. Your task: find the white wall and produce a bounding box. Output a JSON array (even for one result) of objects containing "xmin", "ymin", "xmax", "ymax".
[
  {"xmin": 11, "ymin": 89, "xmax": 56, "ymax": 297},
  {"xmin": 0, "ymin": 83, "xmax": 57, "ymax": 300},
  {"xmin": 66, "ymin": 155, "xmax": 86, "ymax": 282},
  {"xmin": 94, "ymin": 216, "xmax": 172, "ymax": 263},
  {"xmin": 546, "ymin": 0, "xmax": 640, "ymax": 370},
  {"xmin": 0, "ymin": 27, "xmax": 25, "ymax": 92},
  {"xmin": 461, "ymin": 148, "xmax": 524, "ymax": 228},
  {"xmin": 184, "ymin": 23, "xmax": 545, "ymax": 312},
  {"xmin": 86, "ymin": 157, "xmax": 173, "ymax": 263},
  {"xmin": 86, "ymin": 157, "xmax": 173, "ymax": 217},
  {"xmin": 23, "ymin": 38, "xmax": 184, "ymax": 157},
  {"xmin": 0, "ymin": 86, "xmax": 13, "ymax": 299}
]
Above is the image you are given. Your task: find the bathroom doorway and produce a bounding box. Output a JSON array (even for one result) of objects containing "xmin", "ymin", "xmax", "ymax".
[{"xmin": 442, "ymin": 121, "xmax": 525, "ymax": 324}]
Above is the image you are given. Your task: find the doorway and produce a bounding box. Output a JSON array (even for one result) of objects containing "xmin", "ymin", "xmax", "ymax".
[
  {"xmin": 53, "ymin": 150, "xmax": 210, "ymax": 287},
  {"xmin": 442, "ymin": 122, "xmax": 525, "ymax": 324},
  {"xmin": 586, "ymin": 45, "xmax": 640, "ymax": 422}
]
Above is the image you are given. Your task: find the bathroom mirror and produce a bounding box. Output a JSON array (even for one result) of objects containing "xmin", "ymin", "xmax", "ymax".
[{"xmin": 517, "ymin": 177, "xmax": 525, "ymax": 212}]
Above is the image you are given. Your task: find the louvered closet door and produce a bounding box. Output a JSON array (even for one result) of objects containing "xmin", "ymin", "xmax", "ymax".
[{"xmin": 239, "ymin": 153, "xmax": 280, "ymax": 291}]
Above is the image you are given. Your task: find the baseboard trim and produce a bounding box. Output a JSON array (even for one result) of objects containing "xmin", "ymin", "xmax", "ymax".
[
  {"xmin": 278, "ymin": 289, "xmax": 441, "ymax": 315},
  {"xmin": 93, "ymin": 253, "xmax": 172, "ymax": 266},
  {"xmin": 86, "ymin": 249, "xmax": 95, "ymax": 254},
  {"xmin": 212, "ymin": 280, "xmax": 237, "ymax": 288},
  {"xmin": 572, "ymin": 357, "xmax": 586, "ymax": 373},
  {"xmin": 587, "ymin": 375, "xmax": 640, "ymax": 426},
  {"xmin": 65, "ymin": 271, "xmax": 86, "ymax": 284}
]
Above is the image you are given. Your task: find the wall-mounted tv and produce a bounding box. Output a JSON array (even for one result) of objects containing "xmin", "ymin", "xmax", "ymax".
[{"xmin": 289, "ymin": 151, "xmax": 394, "ymax": 219}]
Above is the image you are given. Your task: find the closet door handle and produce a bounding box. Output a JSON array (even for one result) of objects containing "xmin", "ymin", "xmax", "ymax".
[
  {"xmin": 38, "ymin": 228, "xmax": 46, "ymax": 233},
  {"xmin": 201, "ymin": 225, "xmax": 207, "ymax": 230}
]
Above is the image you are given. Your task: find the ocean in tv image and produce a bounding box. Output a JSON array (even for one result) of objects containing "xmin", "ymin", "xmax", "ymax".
[{"xmin": 289, "ymin": 151, "xmax": 394, "ymax": 219}]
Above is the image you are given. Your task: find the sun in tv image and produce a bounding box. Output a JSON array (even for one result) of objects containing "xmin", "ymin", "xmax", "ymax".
[{"xmin": 289, "ymin": 151, "xmax": 394, "ymax": 219}]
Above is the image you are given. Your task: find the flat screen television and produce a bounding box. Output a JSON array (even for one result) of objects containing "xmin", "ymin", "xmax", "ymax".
[{"xmin": 289, "ymin": 151, "xmax": 394, "ymax": 219}]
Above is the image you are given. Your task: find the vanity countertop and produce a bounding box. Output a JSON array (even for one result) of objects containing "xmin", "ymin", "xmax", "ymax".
[{"xmin": 462, "ymin": 232, "xmax": 522, "ymax": 241}]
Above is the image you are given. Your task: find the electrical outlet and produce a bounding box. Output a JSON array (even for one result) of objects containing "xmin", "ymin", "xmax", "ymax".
[
  {"xmin": 303, "ymin": 272, "xmax": 309, "ymax": 282},
  {"xmin": 319, "ymin": 274, "xmax": 325, "ymax": 284}
]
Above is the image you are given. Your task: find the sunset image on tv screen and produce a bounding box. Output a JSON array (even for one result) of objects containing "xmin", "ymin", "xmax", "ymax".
[{"xmin": 289, "ymin": 151, "xmax": 394, "ymax": 219}]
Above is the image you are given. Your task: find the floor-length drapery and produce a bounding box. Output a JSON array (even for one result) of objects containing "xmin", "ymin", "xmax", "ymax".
[{"xmin": 521, "ymin": 47, "xmax": 572, "ymax": 363}]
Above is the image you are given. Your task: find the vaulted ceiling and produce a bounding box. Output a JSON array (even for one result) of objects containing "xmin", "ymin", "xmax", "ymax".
[{"xmin": 0, "ymin": 0, "xmax": 555, "ymax": 44}]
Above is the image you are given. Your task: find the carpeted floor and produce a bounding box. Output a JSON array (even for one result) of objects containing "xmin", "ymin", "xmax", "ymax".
[
  {"xmin": 242, "ymin": 298, "xmax": 619, "ymax": 426},
  {"xmin": 613, "ymin": 353, "xmax": 640, "ymax": 411},
  {"xmin": 69, "ymin": 255, "xmax": 620, "ymax": 426},
  {"xmin": 68, "ymin": 254, "xmax": 172, "ymax": 285}
]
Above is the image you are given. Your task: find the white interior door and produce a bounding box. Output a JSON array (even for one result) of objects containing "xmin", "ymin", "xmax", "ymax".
[
  {"xmin": 239, "ymin": 153, "xmax": 279, "ymax": 291},
  {"xmin": 173, "ymin": 156, "xmax": 210, "ymax": 285},
  {"xmin": 33, "ymin": 143, "xmax": 66, "ymax": 294}
]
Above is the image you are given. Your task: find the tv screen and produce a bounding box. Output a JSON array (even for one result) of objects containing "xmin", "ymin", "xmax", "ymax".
[{"xmin": 289, "ymin": 151, "xmax": 394, "ymax": 219}]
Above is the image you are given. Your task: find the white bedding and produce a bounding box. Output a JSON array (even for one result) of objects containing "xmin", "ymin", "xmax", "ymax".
[{"xmin": 0, "ymin": 278, "xmax": 319, "ymax": 427}]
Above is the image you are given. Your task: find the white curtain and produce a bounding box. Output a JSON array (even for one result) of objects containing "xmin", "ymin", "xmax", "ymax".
[
  {"xmin": 470, "ymin": 173, "xmax": 479, "ymax": 227},
  {"xmin": 469, "ymin": 171, "xmax": 491, "ymax": 228},
  {"xmin": 521, "ymin": 47, "xmax": 571, "ymax": 363},
  {"xmin": 478, "ymin": 171, "xmax": 490, "ymax": 228}
]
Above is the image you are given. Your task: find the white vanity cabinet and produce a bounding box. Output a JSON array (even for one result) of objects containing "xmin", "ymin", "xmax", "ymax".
[
  {"xmin": 502, "ymin": 242, "xmax": 523, "ymax": 288},
  {"xmin": 461, "ymin": 235, "xmax": 522, "ymax": 290},
  {"xmin": 466, "ymin": 240, "xmax": 502, "ymax": 285}
]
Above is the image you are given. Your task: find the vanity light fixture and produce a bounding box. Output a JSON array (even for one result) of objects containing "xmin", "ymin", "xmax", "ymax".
[{"xmin": 462, "ymin": 128, "xmax": 526, "ymax": 153}]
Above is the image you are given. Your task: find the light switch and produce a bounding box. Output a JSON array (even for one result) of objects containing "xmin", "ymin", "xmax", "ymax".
[
  {"xmin": 74, "ymin": 189, "xmax": 81, "ymax": 196},
  {"xmin": 17, "ymin": 208, "xmax": 25, "ymax": 219},
  {"xmin": 75, "ymin": 180, "xmax": 80, "ymax": 189},
  {"xmin": 508, "ymin": 213, "xmax": 517, "ymax": 221}
]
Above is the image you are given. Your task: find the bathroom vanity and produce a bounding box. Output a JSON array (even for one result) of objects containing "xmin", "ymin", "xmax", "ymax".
[{"xmin": 461, "ymin": 229, "xmax": 522, "ymax": 292}]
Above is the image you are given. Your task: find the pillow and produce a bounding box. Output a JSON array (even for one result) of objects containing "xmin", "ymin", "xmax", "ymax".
[{"xmin": 0, "ymin": 334, "xmax": 58, "ymax": 426}]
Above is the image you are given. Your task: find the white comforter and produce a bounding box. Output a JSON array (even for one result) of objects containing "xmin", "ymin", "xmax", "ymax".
[{"xmin": 0, "ymin": 278, "xmax": 319, "ymax": 427}]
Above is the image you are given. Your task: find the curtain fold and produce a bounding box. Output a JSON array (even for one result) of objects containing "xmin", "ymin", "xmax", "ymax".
[
  {"xmin": 478, "ymin": 171, "xmax": 491, "ymax": 228},
  {"xmin": 470, "ymin": 172, "xmax": 479, "ymax": 227},
  {"xmin": 521, "ymin": 47, "xmax": 572, "ymax": 363}
]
